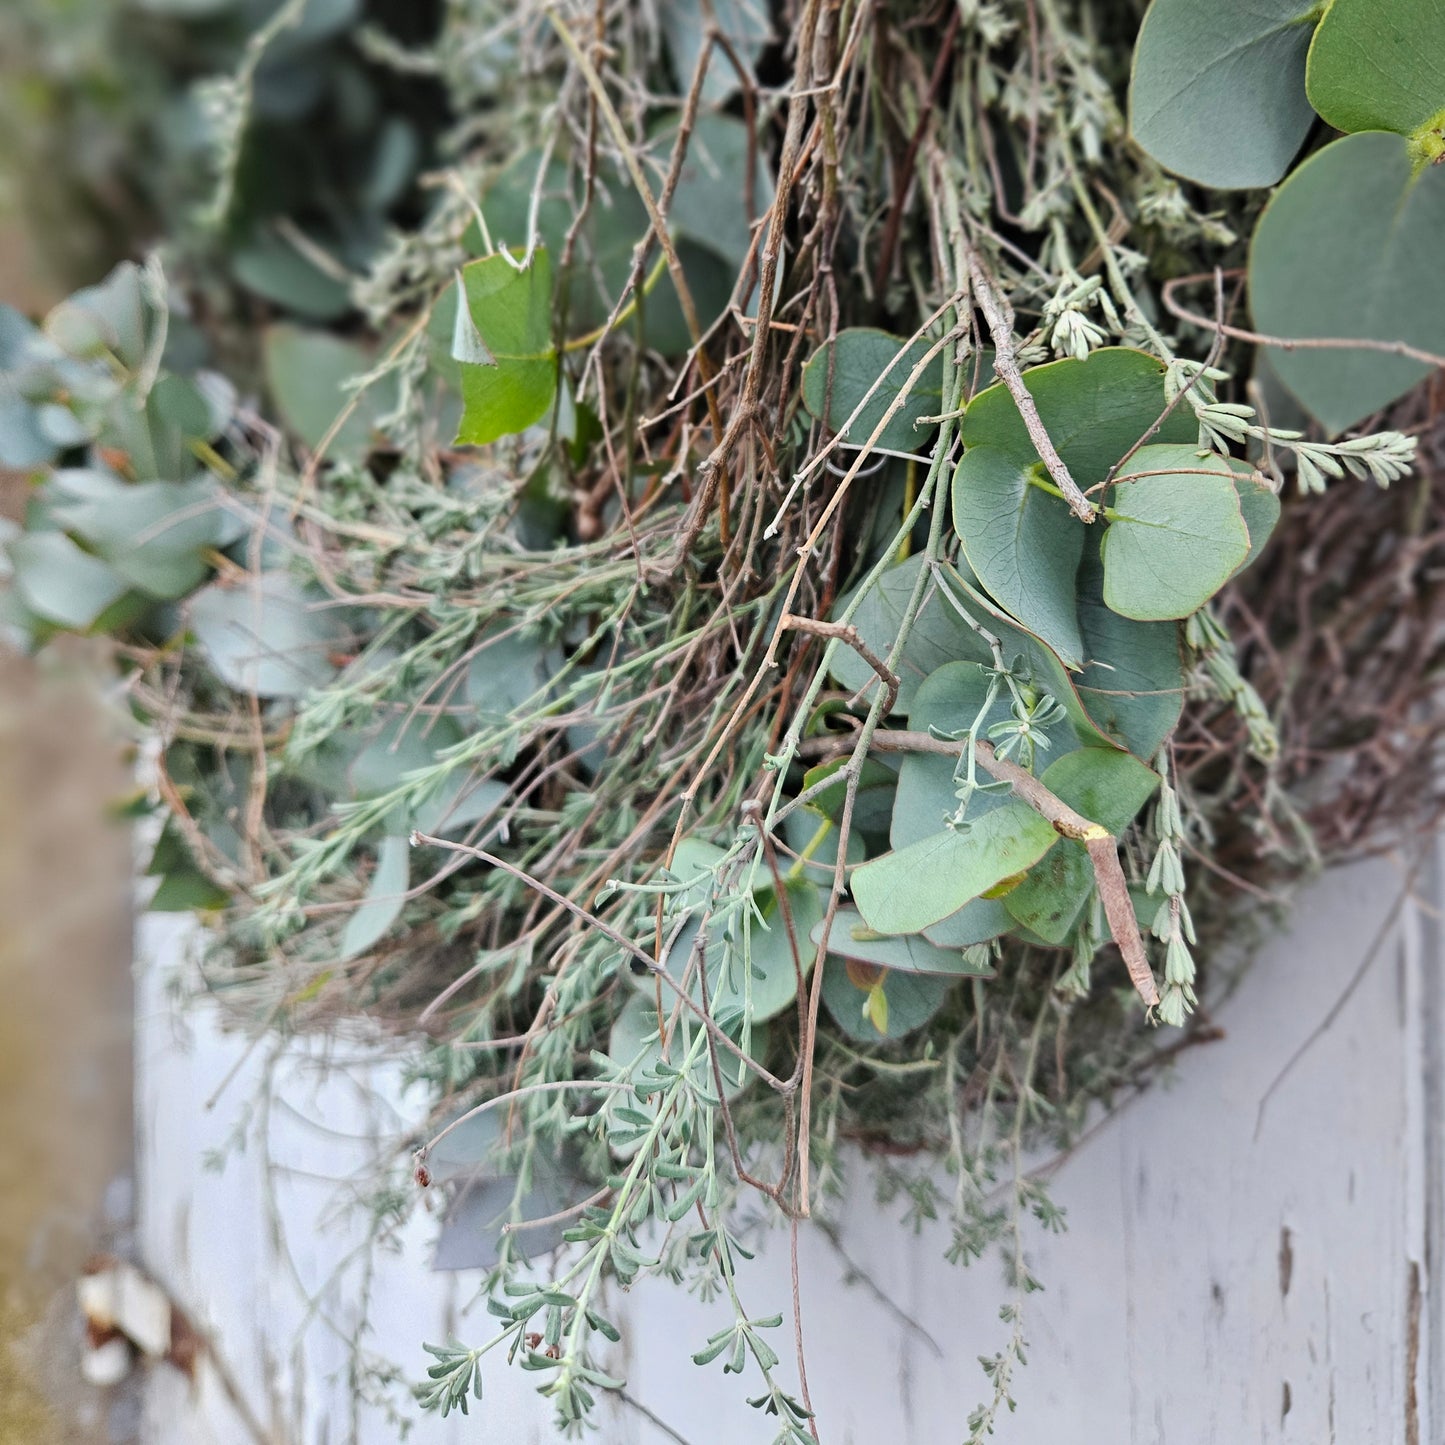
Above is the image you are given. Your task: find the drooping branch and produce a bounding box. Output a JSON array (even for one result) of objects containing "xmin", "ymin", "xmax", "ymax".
[{"xmin": 803, "ymin": 730, "xmax": 1160, "ymax": 1008}]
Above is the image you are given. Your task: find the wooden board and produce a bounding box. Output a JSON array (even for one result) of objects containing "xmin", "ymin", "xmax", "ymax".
[{"xmin": 135, "ymin": 848, "xmax": 1440, "ymax": 1443}]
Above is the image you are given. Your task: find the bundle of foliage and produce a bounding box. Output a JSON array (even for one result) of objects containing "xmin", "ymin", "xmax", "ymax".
[{"xmin": 3, "ymin": 0, "xmax": 1443, "ymax": 1435}]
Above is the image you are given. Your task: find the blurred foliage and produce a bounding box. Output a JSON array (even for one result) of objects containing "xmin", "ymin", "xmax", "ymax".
[{"xmin": 0, "ymin": 0, "xmax": 446, "ymax": 310}]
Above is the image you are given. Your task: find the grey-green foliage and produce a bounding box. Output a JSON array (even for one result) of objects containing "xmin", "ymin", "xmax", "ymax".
[
  {"xmin": 1130, "ymin": 0, "xmax": 1445, "ymax": 430},
  {"xmin": 0, "ymin": 0, "xmax": 446, "ymax": 310},
  {"xmin": 1129, "ymin": 0, "xmax": 1320, "ymax": 188}
]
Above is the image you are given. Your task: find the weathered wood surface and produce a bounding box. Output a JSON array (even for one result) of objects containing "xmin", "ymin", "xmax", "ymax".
[{"xmin": 136, "ymin": 848, "xmax": 1439, "ymax": 1444}]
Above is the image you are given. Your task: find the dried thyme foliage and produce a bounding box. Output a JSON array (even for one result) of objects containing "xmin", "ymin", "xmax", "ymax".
[{"xmin": 65, "ymin": 0, "xmax": 1438, "ymax": 1434}]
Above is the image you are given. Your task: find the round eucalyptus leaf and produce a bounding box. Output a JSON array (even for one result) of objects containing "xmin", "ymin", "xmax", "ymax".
[
  {"xmin": 264, "ymin": 324, "xmax": 393, "ymax": 457},
  {"xmin": 1074, "ymin": 538, "xmax": 1185, "ymax": 759},
  {"xmin": 427, "ymin": 1111, "xmax": 589, "ymax": 1270},
  {"xmin": 664, "ymin": 836, "xmax": 730, "ymax": 913},
  {"xmin": 656, "ymin": 112, "xmax": 775, "ymax": 274},
  {"xmin": 721, "ymin": 880, "xmax": 823, "ymax": 1023},
  {"xmin": 1306, "ymin": 0, "xmax": 1445, "ymax": 147},
  {"xmin": 1249, "ymin": 132, "xmax": 1445, "ymax": 433},
  {"xmin": 813, "ymin": 906, "xmax": 991, "ymax": 976},
  {"xmin": 922, "ymin": 897, "xmax": 1014, "ymax": 948},
  {"xmin": 349, "ymin": 714, "xmax": 465, "ymax": 798},
  {"xmin": 851, "ymin": 802, "xmax": 1059, "ymax": 935},
  {"xmin": 8, "ymin": 531, "xmax": 130, "ymax": 631},
  {"xmin": 1001, "ymin": 842, "xmax": 1094, "ymax": 945},
  {"xmin": 661, "ymin": 0, "xmax": 772, "ymax": 102},
  {"xmin": 51, "ymin": 477, "xmax": 235, "ymax": 600},
  {"xmin": 608, "ymin": 994, "xmax": 764, "ymax": 1105},
  {"xmin": 827, "ymin": 554, "xmax": 991, "ymax": 714},
  {"xmin": 36, "ymin": 403, "xmax": 92, "ymax": 448},
  {"xmin": 232, "ymin": 235, "xmax": 352, "ymax": 322},
  {"xmin": 189, "ymin": 571, "xmax": 346, "ymax": 699},
  {"xmin": 960, "ymin": 348, "xmax": 1196, "ymax": 487},
  {"xmin": 413, "ymin": 779, "xmax": 508, "ymax": 839},
  {"xmin": 1129, "ymin": 0, "xmax": 1320, "ymax": 188},
  {"xmin": 339, "ymin": 834, "xmax": 411, "ymax": 960},
  {"xmin": 464, "ymin": 625, "xmax": 559, "ymax": 718},
  {"xmin": 889, "ymin": 662, "xmax": 1023, "ymax": 851},
  {"xmin": 1233, "ymin": 474, "xmax": 1281, "ymax": 573},
  {"xmin": 820, "ymin": 958, "xmax": 952, "ymax": 1043},
  {"xmin": 1101, "ymin": 445, "xmax": 1250, "ymax": 620},
  {"xmin": 801, "ymin": 329, "xmax": 946, "ymax": 455},
  {"xmin": 43, "ymin": 263, "xmax": 151, "ymax": 368},
  {"xmin": 952, "ymin": 446, "xmax": 1085, "ymax": 666},
  {"xmin": 0, "ymin": 398, "xmax": 58, "ymax": 470},
  {"xmin": 1039, "ymin": 745, "xmax": 1160, "ymax": 836},
  {"xmin": 652, "ymin": 879, "xmax": 819, "ymax": 1025},
  {"xmin": 782, "ymin": 807, "xmax": 866, "ymax": 877}
]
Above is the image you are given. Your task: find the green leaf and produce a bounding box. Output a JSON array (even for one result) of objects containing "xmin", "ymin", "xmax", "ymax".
[
  {"xmin": 1101, "ymin": 444, "xmax": 1250, "ymax": 620},
  {"xmin": 851, "ymin": 802, "xmax": 1059, "ymax": 935},
  {"xmin": 340, "ymin": 835, "xmax": 410, "ymax": 960},
  {"xmin": 52, "ymin": 477, "xmax": 235, "ymax": 600},
  {"xmin": 813, "ymin": 907, "xmax": 992, "ymax": 975},
  {"xmin": 607, "ymin": 994, "xmax": 763, "ymax": 1108},
  {"xmin": 189, "ymin": 572, "xmax": 345, "ymax": 699},
  {"xmin": 888, "ymin": 661, "xmax": 1031, "ymax": 849},
  {"xmin": 658, "ymin": 880, "xmax": 820, "ymax": 1025},
  {"xmin": 1233, "ymin": 474, "xmax": 1281, "ymax": 572},
  {"xmin": 922, "ymin": 897, "xmax": 1014, "ymax": 948},
  {"xmin": 1000, "ymin": 843, "xmax": 1094, "ymax": 944},
  {"xmin": 799, "ymin": 756, "xmax": 898, "ymax": 834},
  {"xmin": 656, "ymin": 112, "xmax": 775, "ymax": 273},
  {"xmin": 1128, "ymin": 0, "xmax": 1321, "ymax": 187},
  {"xmin": 264, "ymin": 325, "xmax": 392, "ymax": 456},
  {"xmin": 232, "ymin": 235, "xmax": 352, "ymax": 322},
  {"xmin": 1074, "ymin": 540, "xmax": 1185, "ymax": 759},
  {"xmin": 820, "ymin": 958, "xmax": 952, "ymax": 1042},
  {"xmin": 941, "ymin": 562, "xmax": 1121, "ymax": 752},
  {"xmin": 1004, "ymin": 748, "xmax": 1158, "ymax": 945},
  {"xmin": 661, "ymin": 0, "xmax": 772, "ymax": 102},
  {"xmin": 782, "ymin": 808, "xmax": 866, "ymax": 873},
  {"xmin": 1306, "ymin": 0, "xmax": 1445, "ymax": 149},
  {"xmin": 827, "ymin": 554, "xmax": 990, "ymax": 714},
  {"xmin": 349, "ymin": 715, "xmax": 505, "ymax": 838},
  {"xmin": 961, "ymin": 348, "xmax": 1196, "ymax": 483},
  {"xmin": 8, "ymin": 532, "xmax": 130, "ymax": 630},
  {"xmin": 464, "ymin": 626, "xmax": 559, "ymax": 717},
  {"xmin": 414, "ymin": 779, "xmax": 508, "ymax": 838},
  {"xmin": 664, "ymin": 837, "xmax": 729, "ymax": 912},
  {"xmin": 1040, "ymin": 746, "xmax": 1160, "ymax": 835},
  {"xmin": 149, "ymin": 868, "xmax": 231, "ymax": 913},
  {"xmin": 722, "ymin": 880, "xmax": 823, "ymax": 1022},
  {"xmin": 472, "ymin": 157, "xmax": 731, "ymax": 356},
  {"xmin": 44, "ymin": 262, "xmax": 152, "ymax": 368},
  {"xmin": 952, "ymin": 447, "xmax": 1085, "ymax": 666},
  {"xmin": 145, "ymin": 818, "xmax": 230, "ymax": 914},
  {"xmin": 455, "ymin": 250, "xmax": 558, "ymax": 446},
  {"xmin": 1248, "ymin": 132, "xmax": 1445, "ymax": 433},
  {"xmin": 0, "ymin": 396, "xmax": 58, "ymax": 469},
  {"xmin": 801, "ymin": 329, "xmax": 945, "ymax": 455}
]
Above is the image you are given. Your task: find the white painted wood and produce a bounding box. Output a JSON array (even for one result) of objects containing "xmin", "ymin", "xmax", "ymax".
[{"xmin": 136, "ymin": 850, "xmax": 1438, "ymax": 1444}]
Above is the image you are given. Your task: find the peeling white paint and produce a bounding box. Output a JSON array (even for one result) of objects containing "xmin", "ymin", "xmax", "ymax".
[{"xmin": 136, "ymin": 849, "xmax": 1440, "ymax": 1443}]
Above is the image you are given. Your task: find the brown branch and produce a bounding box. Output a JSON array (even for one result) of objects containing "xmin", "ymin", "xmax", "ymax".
[
  {"xmin": 803, "ymin": 730, "xmax": 1160, "ymax": 1008},
  {"xmin": 780, "ymin": 613, "xmax": 900, "ymax": 716},
  {"xmin": 957, "ymin": 225, "xmax": 1097, "ymax": 522},
  {"xmin": 1161, "ymin": 271, "xmax": 1445, "ymax": 371}
]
